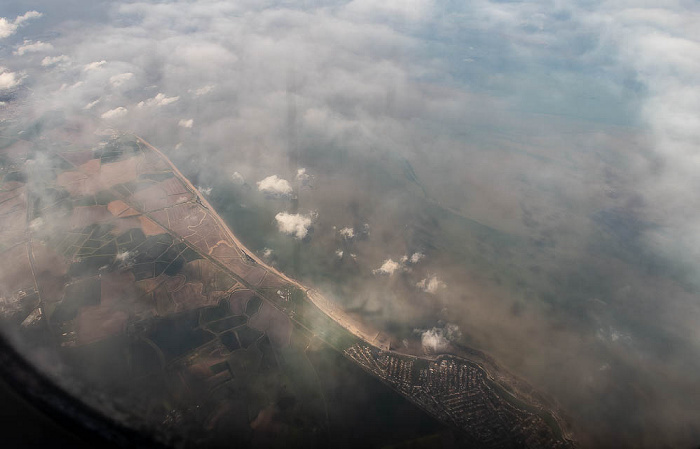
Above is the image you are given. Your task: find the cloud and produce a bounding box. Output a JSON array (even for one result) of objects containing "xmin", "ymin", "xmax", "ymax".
[
  {"xmin": 178, "ymin": 119, "xmax": 194, "ymax": 128},
  {"xmin": 401, "ymin": 252, "xmax": 424, "ymax": 264},
  {"xmin": 416, "ymin": 323, "xmax": 461, "ymax": 353},
  {"xmin": 257, "ymin": 175, "xmax": 293, "ymax": 197},
  {"xmin": 109, "ymin": 72, "xmax": 134, "ymax": 87},
  {"xmin": 137, "ymin": 93, "xmax": 179, "ymax": 108},
  {"xmin": 83, "ymin": 60, "xmax": 107, "ymax": 71},
  {"xmin": 339, "ymin": 227, "xmax": 355, "ymax": 239},
  {"xmin": 0, "ymin": 20, "xmax": 15, "ymax": 40},
  {"xmin": 189, "ymin": 85, "xmax": 215, "ymax": 96},
  {"xmin": 5, "ymin": 2, "xmax": 700, "ymax": 446},
  {"xmin": 84, "ymin": 99, "xmax": 100, "ymax": 110},
  {"xmin": 14, "ymin": 40, "xmax": 53, "ymax": 56},
  {"xmin": 100, "ymin": 107, "xmax": 128, "ymax": 120},
  {"xmin": 231, "ymin": 171, "xmax": 246, "ymax": 185},
  {"xmin": 297, "ymin": 168, "xmax": 311, "ymax": 185},
  {"xmin": 13, "ymin": 10, "xmax": 42, "ymax": 26},
  {"xmin": 372, "ymin": 258, "xmax": 401, "ymax": 275},
  {"xmin": 0, "ymin": 11, "xmax": 41, "ymax": 39},
  {"xmin": 115, "ymin": 251, "xmax": 134, "ymax": 268},
  {"xmin": 416, "ymin": 275, "xmax": 445, "ymax": 294},
  {"xmin": 419, "ymin": 328, "xmax": 448, "ymax": 353},
  {"xmin": 275, "ymin": 212, "xmax": 313, "ymax": 239},
  {"xmin": 41, "ymin": 55, "xmax": 70, "ymax": 67},
  {"xmin": 335, "ymin": 249, "xmax": 344, "ymax": 258},
  {"xmin": 343, "ymin": 0, "xmax": 435, "ymax": 23},
  {"xmin": 0, "ymin": 68, "xmax": 23, "ymax": 90}
]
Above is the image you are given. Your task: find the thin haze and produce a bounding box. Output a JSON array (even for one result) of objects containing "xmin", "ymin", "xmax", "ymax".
[{"xmin": 1, "ymin": 1, "xmax": 700, "ymax": 447}]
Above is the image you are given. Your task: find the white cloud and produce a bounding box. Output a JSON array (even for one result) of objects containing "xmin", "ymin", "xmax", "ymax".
[
  {"xmin": 137, "ymin": 92, "xmax": 180, "ymax": 108},
  {"xmin": 335, "ymin": 249, "xmax": 344, "ymax": 258},
  {"xmin": 41, "ymin": 55, "xmax": 70, "ymax": 67},
  {"xmin": 419, "ymin": 328, "xmax": 449, "ymax": 353},
  {"xmin": 339, "ymin": 227, "xmax": 355, "ymax": 239},
  {"xmin": 178, "ymin": 118, "xmax": 194, "ymax": 128},
  {"xmin": 14, "ymin": 40, "xmax": 53, "ymax": 56},
  {"xmin": 410, "ymin": 252, "xmax": 424, "ymax": 263},
  {"xmin": 197, "ymin": 186, "xmax": 212, "ymax": 196},
  {"xmin": 116, "ymin": 250, "xmax": 134, "ymax": 267},
  {"xmin": 262, "ymin": 248, "xmax": 273, "ymax": 258},
  {"xmin": 231, "ymin": 171, "xmax": 245, "ymax": 185},
  {"xmin": 101, "ymin": 107, "xmax": 128, "ymax": 120},
  {"xmin": 416, "ymin": 275, "xmax": 445, "ymax": 294},
  {"xmin": 257, "ymin": 175, "xmax": 293, "ymax": 197},
  {"xmin": 190, "ymin": 85, "xmax": 215, "ymax": 96},
  {"xmin": 401, "ymin": 252, "xmax": 424, "ymax": 264},
  {"xmin": 14, "ymin": 11, "xmax": 42, "ymax": 26},
  {"xmin": 0, "ymin": 19, "xmax": 15, "ymax": 40},
  {"xmin": 275, "ymin": 212, "xmax": 313, "ymax": 239},
  {"xmin": 372, "ymin": 258, "xmax": 401, "ymax": 275},
  {"xmin": 297, "ymin": 167, "xmax": 311, "ymax": 185},
  {"xmin": 0, "ymin": 11, "xmax": 41, "ymax": 39},
  {"xmin": 0, "ymin": 68, "xmax": 23, "ymax": 90},
  {"xmin": 109, "ymin": 72, "xmax": 134, "ymax": 87},
  {"xmin": 416, "ymin": 323, "xmax": 461, "ymax": 354},
  {"xmin": 83, "ymin": 60, "xmax": 107, "ymax": 71},
  {"xmin": 84, "ymin": 99, "xmax": 100, "ymax": 110}
]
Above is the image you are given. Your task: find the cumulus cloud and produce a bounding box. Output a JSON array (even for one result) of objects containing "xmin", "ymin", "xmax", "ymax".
[
  {"xmin": 416, "ymin": 323, "xmax": 461, "ymax": 354},
  {"xmin": 0, "ymin": 11, "xmax": 41, "ymax": 39},
  {"xmin": 372, "ymin": 259, "xmax": 401, "ymax": 275},
  {"xmin": 13, "ymin": 10, "xmax": 42, "ymax": 26},
  {"xmin": 297, "ymin": 168, "xmax": 311, "ymax": 185},
  {"xmin": 109, "ymin": 72, "xmax": 134, "ymax": 87},
  {"xmin": 100, "ymin": 107, "xmax": 128, "ymax": 120},
  {"xmin": 401, "ymin": 252, "xmax": 424, "ymax": 264},
  {"xmin": 83, "ymin": 60, "xmax": 106, "ymax": 71},
  {"xmin": 84, "ymin": 99, "xmax": 100, "ymax": 110},
  {"xmin": 416, "ymin": 275, "xmax": 445, "ymax": 294},
  {"xmin": 257, "ymin": 175, "xmax": 293, "ymax": 197},
  {"xmin": 231, "ymin": 171, "xmax": 246, "ymax": 185},
  {"xmin": 339, "ymin": 227, "xmax": 355, "ymax": 239},
  {"xmin": 335, "ymin": 249, "xmax": 344, "ymax": 258},
  {"xmin": 41, "ymin": 55, "xmax": 70, "ymax": 67},
  {"xmin": 275, "ymin": 212, "xmax": 313, "ymax": 239},
  {"xmin": 115, "ymin": 251, "xmax": 134, "ymax": 268},
  {"xmin": 137, "ymin": 93, "xmax": 180, "ymax": 108},
  {"xmin": 178, "ymin": 119, "xmax": 194, "ymax": 128},
  {"xmin": 419, "ymin": 328, "xmax": 448, "ymax": 353},
  {"xmin": 14, "ymin": 40, "xmax": 53, "ymax": 56},
  {"xmin": 0, "ymin": 68, "xmax": 23, "ymax": 90}
]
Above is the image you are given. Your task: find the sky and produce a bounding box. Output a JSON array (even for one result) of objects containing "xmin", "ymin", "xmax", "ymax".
[{"xmin": 2, "ymin": 1, "xmax": 700, "ymax": 447}]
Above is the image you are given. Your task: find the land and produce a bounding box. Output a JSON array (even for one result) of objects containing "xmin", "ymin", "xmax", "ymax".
[{"xmin": 0, "ymin": 128, "xmax": 575, "ymax": 448}]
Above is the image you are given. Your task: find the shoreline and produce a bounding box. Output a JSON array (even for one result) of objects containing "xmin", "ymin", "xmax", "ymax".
[{"xmin": 137, "ymin": 134, "xmax": 575, "ymax": 445}]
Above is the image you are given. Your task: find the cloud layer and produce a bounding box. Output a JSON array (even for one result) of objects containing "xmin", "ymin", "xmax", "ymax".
[{"xmin": 2, "ymin": 1, "xmax": 700, "ymax": 447}]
